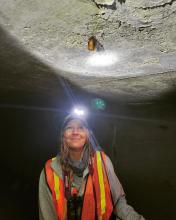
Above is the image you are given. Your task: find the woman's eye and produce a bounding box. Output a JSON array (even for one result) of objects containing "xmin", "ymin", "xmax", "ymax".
[
  {"xmin": 65, "ymin": 125, "xmax": 85, "ymax": 132},
  {"xmin": 65, "ymin": 126, "xmax": 72, "ymax": 130},
  {"xmin": 79, "ymin": 126, "xmax": 85, "ymax": 130}
]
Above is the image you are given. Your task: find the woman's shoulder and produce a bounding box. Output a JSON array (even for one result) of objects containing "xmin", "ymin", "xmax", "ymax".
[{"xmin": 44, "ymin": 154, "xmax": 63, "ymax": 178}]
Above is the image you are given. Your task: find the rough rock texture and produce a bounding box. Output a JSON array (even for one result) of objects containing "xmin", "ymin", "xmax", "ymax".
[
  {"xmin": 94, "ymin": 0, "xmax": 115, "ymax": 6},
  {"xmin": 0, "ymin": 0, "xmax": 175, "ymax": 50},
  {"xmin": 1, "ymin": 0, "xmax": 175, "ymax": 52},
  {"xmin": 0, "ymin": 0, "xmax": 176, "ymax": 104}
]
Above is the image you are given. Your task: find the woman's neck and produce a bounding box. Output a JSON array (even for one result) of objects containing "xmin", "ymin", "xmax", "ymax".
[{"xmin": 69, "ymin": 149, "xmax": 83, "ymax": 161}]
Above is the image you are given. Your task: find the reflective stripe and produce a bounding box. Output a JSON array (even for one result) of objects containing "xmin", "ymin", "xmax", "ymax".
[
  {"xmin": 53, "ymin": 172, "xmax": 60, "ymax": 201},
  {"xmin": 52, "ymin": 157, "xmax": 56, "ymax": 161},
  {"xmin": 96, "ymin": 151, "xmax": 106, "ymax": 218},
  {"xmin": 52, "ymin": 157, "xmax": 60, "ymax": 201}
]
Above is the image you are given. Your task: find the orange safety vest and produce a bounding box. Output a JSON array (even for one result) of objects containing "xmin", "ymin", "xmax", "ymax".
[{"xmin": 45, "ymin": 151, "xmax": 113, "ymax": 220}]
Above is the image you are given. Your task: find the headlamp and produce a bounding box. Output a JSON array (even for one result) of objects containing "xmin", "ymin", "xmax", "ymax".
[
  {"xmin": 73, "ymin": 108, "xmax": 84, "ymax": 116},
  {"xmin": 71, "ymin": 106, "xmax": 88, "ymax": 118}
]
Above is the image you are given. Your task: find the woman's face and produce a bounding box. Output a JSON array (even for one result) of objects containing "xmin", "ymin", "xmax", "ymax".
[{"xmin": 63, "ymin": 119, "xmax": 88, "ymax": 151}]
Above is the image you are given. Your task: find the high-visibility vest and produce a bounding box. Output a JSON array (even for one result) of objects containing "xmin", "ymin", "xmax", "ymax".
[{"xmin": 45, "ymin": 151, "xmax": 113, "ymax": 220}]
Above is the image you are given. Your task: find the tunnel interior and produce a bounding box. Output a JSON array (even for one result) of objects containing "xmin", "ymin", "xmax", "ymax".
[
  {"xmin": 1, "ymin": 70, "xmax": 176, "ymax": 220},
  {"xmin": 0, "ymin": 1, "xmax": 176, "ymax": 220}
]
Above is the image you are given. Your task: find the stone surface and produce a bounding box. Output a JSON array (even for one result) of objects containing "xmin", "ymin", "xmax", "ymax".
[
  {"xmin": 94, "ymin": 0, "xmax": 115, "ymax": 5},
  {"xmin": 0, "ymin": 0, "xmax": 176, "ymax": 105}
]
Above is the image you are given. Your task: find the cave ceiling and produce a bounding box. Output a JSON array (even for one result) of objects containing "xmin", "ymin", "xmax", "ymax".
[{"xmin": 0, "ymin": 0, "xmax": 176, "ymax": 116}]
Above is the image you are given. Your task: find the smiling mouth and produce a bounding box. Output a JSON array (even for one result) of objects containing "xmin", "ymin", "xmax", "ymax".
[{"xmin": 71, "ymin": 138, "xmax": 81, "ymax": 141}]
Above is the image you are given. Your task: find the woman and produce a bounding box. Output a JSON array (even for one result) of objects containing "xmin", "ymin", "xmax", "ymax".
[{"xmin": 39, "ymin": 114, "xmax": 145, "ymax": 220}]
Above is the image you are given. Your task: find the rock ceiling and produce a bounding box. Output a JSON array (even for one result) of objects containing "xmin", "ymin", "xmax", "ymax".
[{"xmin": 0, "ymin": 0, "xmax": 176, "ymax": 106}]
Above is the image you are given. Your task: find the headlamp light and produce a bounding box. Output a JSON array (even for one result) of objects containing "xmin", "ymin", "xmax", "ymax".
[{"xmin": 71, "ymin": 106, "xmax": 88, "ymax": 119}]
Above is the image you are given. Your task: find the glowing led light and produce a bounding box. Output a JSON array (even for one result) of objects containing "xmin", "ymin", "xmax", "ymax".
[
  {"xmin": 73, "ymin": 108, "xmax": 84, "ymax": 116},
  {"xmin": 71, "ymin": 106, "xmax": 88, "ymax": 118},
  {"xmin": 86, "ymin": 51, "xmax": 118, "ymax": 67}
]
